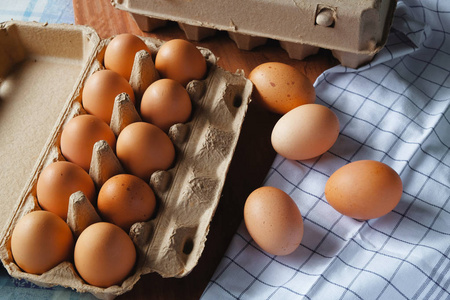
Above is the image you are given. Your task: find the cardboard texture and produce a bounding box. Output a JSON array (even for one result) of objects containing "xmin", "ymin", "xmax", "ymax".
[
  {"xmin": 0, "ymin": 21, "xmax": 251, "ymax": 299},
  {"xmin": 111, "ymin": 0, "xmax": 397, "ymax": 68}
]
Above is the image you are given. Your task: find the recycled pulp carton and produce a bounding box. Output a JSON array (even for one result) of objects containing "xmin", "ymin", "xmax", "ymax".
[
  {"xmin": 111, "ymin": 0, "xmax": 397, "ymax": 68},
  {"xmin": 0, "ymin": 20, "xmax": 251, "ymax": 299}
]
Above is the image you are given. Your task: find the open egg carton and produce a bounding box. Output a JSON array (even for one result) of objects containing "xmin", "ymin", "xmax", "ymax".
[
  {"xmin": 0, "ymin": 20, "xmax": 251, "ymax": 299},
  {"xmin": 111, "ymin": 0, "xmax": 397, "ymax": 68}
]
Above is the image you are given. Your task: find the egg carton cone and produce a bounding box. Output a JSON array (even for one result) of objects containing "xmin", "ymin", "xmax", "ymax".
[
  {"xmin": 0, "ymin": 20, "xmax": 251, "ymax": 299},
  {"xmin": 111, "ymin": 0, "xmax": 397, "ymax": 68}
]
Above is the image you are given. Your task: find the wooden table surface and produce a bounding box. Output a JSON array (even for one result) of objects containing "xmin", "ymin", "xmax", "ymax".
[{"xmin": 73, "ymin": 1, "xmax": 338, "ymax": 299}]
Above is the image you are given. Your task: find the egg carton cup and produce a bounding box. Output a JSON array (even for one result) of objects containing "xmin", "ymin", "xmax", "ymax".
[
  {"xmin": 0, "ymin": 20, "xmax": 251, "ymax": 299},
  {"xmin": 111, "ymin": 0, "xmax": 397, "ymax": 68}
]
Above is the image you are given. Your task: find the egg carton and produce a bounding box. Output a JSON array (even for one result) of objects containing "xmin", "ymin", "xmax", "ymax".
[
  {"xmin": 0, "ymin": 20, "xmax": 251, "ymax": 299},
  {"xmin": 111, "ymin": 0, "xmax": 397, "ymax": 68}
]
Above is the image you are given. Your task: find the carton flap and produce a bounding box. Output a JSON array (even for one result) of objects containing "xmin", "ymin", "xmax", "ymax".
[{"xmin": 0, "ymin": 21, "xmax": 100, "ymax": 235}]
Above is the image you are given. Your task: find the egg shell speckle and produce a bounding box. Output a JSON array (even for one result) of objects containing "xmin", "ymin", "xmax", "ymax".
[
  {"xmin": 244, "ymin": 186, "xmax": 304, "ymax": 256},
  {"xmin": 248, "ymin": 62, "xmax": 316, "ymax": 114},
  {"xmin": 36, "ymin": 161, "xmax": 96, "ymax": 221},
  {"xmin": 325, "ymin": 160, "xmax": 403, "ymax": 220}
]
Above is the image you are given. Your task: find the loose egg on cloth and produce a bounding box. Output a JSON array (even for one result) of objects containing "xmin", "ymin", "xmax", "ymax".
[
  {"xmin": 104, "ymin": 33, "xmax": 151, "ymax": 82},
  {"xmin": 36, "ymin": 161, "xmax": 96, "ymax": 220},
  {"xmin": 10, "ymin": 210, "xmax": 74, "ymax": 275},
  {"xmin": 325, "ymin": 160, "xmax": 403, "ymax": 220},
  {"xmin": 97, "ymin": 174, "xmax": 157, "ymax": 232},
  {"xmin": 271, "ymin": 103, "xmax": 340, "ymax": 161},
  {"xmin": 60, "ymin": 114, "xmax": 116, "ymax": 172},
  {"xmin": 82, "ymin": 69, "xmax": 135, "ymax": 124},
  {"xmin": 248, "ymin": 62, "xmax": 316, "ymax": 114},
  {"xmin": 140, "ymin": 78, "xmax": 192, "ymax": 132},
  {"xmin": 74, "ymin": 222, "xmax": 136, "ymax": 288},
  {"xmin": 244, "ymin": 186, "xmax": 304, "ymax": 256},
  {"xmin": 155, "ymin": 39, "xmax": 207, "ymax": 87}
]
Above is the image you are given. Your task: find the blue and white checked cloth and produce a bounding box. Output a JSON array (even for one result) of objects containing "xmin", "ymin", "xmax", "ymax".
[
  {"xmin": 0, "ymin": 0, "xmax": 74, "ymax": 24},
  {"xmin": 202, "ymin": 0, "xmax": 450, "ymax": 299}
]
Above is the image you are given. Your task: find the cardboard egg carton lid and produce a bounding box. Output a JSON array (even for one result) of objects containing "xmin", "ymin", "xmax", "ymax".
[
  {"xmin": 0, "ymin": 20, "xmax": 251, "ymax": 299},
  {"xmin": 111, "ymin": 0, "xmax": 397, "ymax": 68}
]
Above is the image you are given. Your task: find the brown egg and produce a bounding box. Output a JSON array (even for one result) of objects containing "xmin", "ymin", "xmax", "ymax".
[
  {"xmin": 271, "ymin": 104, "xmax": 340, "ymax": 161},
  {"xmin": 116, "ymin": 122, "xmax": 175, "ymax": 182},
  {"xmin": 11, "ymin": 210, "xmax": 74, "ymax": 275},
  {"xmin": 248, "ymin": 62, "xmax": 316, "ymax": 114},
  {"xmin": 140, "ymin": 78, "xmax": 192, "ymax": 132},
  {"xmin": 325, "ymin": 160, "xmax": 403, "ymax": 220},
  {"xmin": 104, "ymin": 33, "xmax": 151, "ymax": 81},
  {"xmin": 82, "ymin": 69, "xmax": 135, "ymax": 124},
  {"xmin": 155, "ymin": 39, "xmax": 207, "ymax": 86},
  {"xmin": 244, "ymin": 186, "xmax": 304, "ymax": 256},
  {"xmin": 60, "ymin": 114, "xmax": 116, "ymax": 172},
  {"xmin": 97, "ymin": 174, "xmax": 156, "ymax": 232},
  {"xmin": 74, "ymin": 222, "xmax": 136, "ymax": 287},
  {"xmin": 36, "ymin": 161, "xmax": 96, "ymax": 220}
]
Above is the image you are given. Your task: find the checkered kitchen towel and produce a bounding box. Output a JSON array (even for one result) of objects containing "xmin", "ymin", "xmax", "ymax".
[
  {"xmin": 0, "ymin": 0, "xmax": 74, "ymax": 24},
  {"xmin": 202, "ymin": 0, "xmax": 450, "ymax": 299}
]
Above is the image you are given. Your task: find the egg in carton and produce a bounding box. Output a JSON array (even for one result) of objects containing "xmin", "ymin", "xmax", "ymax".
[
  {"xmin": 111, "ymin": 0, "xmax": 397, "ymax": 68},
  {"xmin": 0, "ymin": 20, "xmax": 251, "ymax": 299}
]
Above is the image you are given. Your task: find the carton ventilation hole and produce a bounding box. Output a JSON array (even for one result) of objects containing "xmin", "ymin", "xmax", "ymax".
[
  {"xmin": 183, "ymin": 238, "xmax": 194, "ymax": 255},
  {"xmin": 233, "ymin": 94, "xmax": 243, "ymax": 108}
]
